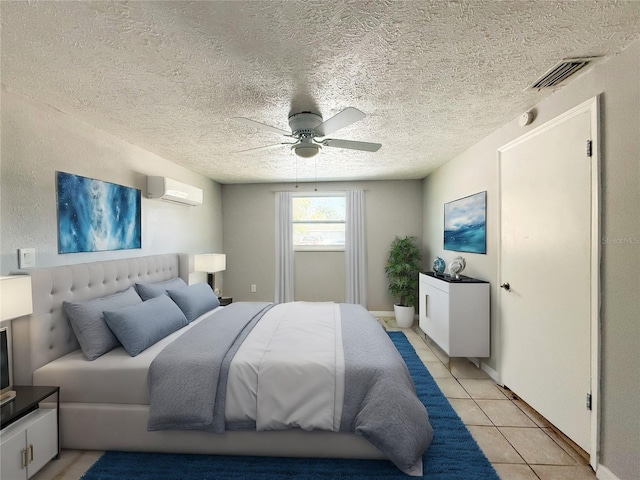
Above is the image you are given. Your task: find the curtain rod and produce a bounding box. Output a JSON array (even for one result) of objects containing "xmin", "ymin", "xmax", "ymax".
[{"xmin": 270, "ymin": 189, "xmax": 368, "ymax": 193}]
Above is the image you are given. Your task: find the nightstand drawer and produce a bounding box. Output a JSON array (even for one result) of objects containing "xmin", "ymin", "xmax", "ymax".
[{"xmin": 219, "ymin": 297, "xmax": 232, "ymax": 306}]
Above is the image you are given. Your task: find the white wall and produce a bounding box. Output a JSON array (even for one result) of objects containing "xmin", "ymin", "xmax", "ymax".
[
  {"xmin": 422, "ymin": 40, "xmax": 639, "ymax": 479},
  {"xmin": 221, "ymin": 180, "xmax": 423, "ymax": 311},
  {"xmin": 294, "ymin": 251, "xmax": 345, "ymax": 303},
  {"xmin": 0, "ymin": 90, "xmax": 223, "ymax": 275}
]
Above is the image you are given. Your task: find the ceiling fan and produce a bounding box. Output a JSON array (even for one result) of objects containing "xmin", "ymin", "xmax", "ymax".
[{"xmin": 232, "ymin": 107, "xmax": 381, "ymax": 158}]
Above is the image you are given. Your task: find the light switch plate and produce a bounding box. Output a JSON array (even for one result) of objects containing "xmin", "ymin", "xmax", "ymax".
[{"xmin": 19, "ymin": 248, "xmax": 36, "ymax": 269}]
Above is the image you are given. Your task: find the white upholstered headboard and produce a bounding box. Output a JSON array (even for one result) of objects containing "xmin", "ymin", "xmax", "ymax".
[{"xmin": 12, "ymin": 254, "xmax": 188, "ymax": 385}]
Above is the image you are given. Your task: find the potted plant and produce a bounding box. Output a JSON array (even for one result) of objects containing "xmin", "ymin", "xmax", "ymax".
[{"xmin": 385, "ymin": 236, "xmax": 422, "ymax": 328}]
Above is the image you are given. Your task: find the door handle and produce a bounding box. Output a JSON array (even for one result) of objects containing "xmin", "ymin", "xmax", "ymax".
[{"xmin": 500, "ymin": 282, "xmax": 511, "ymax": 291}]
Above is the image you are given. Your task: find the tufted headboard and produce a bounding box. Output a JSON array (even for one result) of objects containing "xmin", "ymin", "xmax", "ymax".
[{"xmin": 12, "ymin": 254, "xmax": 188, "ymax": 385}]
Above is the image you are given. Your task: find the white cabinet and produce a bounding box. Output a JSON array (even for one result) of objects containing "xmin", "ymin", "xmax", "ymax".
[
  {"xmin": 419, "ymin": 272, "xmax": 490, "ymax": 357},
  {"xmin": 0, "ymin": 408, "xmax": 58, "ymax": 480}
]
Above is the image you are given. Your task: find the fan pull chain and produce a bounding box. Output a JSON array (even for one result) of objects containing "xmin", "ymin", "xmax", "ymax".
[{"xmin": 314, "ymin": 158, "xmax": 317, "ymax": 191}]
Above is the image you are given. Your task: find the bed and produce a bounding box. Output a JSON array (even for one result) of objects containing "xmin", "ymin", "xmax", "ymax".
[{"xmin": 11, "ymin": 254, "xmax": 433, "ymax": 476}]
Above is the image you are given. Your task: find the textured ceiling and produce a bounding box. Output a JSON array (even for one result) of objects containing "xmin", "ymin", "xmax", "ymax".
[{"xmin": 2, "ymin": 1, "xmax": 639, "ymax": 184}]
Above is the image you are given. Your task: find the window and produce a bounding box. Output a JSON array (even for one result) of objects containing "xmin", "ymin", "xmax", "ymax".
[{"xmin": 292, "ymin": 194, "xmax": 346, "ymax": 250}]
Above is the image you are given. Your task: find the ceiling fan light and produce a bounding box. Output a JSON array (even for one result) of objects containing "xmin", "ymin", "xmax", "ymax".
[{"xmin": 293, "ymin": 144, "xmax": 320, "ymax": 158}]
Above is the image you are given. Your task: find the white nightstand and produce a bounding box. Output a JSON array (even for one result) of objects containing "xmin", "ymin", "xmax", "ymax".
[
  {"xmin": 418, "ymin": 272, "xmax": 490, "ymax": 358},
  {"xmin": 1, "ymin": 386, "xmax": 59, "ymax": 479}
]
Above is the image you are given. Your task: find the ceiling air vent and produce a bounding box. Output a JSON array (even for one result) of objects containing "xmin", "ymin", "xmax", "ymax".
[{"xmin": 526, "ymin": 57, "xmax": 597, "ymax": 90}]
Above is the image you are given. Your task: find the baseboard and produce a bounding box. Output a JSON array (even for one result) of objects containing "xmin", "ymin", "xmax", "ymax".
[
  {"xmin": 369, "ymin": 311, "xmax": 394, "ymax": 317},
  {"xmin": 467, "ymin": 357, "xmax": 480, "ymax": 368},
  {"xmin": 480, "ymin": 361, "xmax": 500, "ymax": 383},
  {"xmin": 596, "ymin": 464, "xmax": 621, "ymax": 480}
]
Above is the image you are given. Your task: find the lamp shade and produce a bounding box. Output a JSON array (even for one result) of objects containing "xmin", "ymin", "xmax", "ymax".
[
  {"xmin": 193, "ymin": 254, "xmax": 226, "ymax": 273},
  {"xmin": 0, "ymin": 276, "xmax": 33, "ymax": 321}
]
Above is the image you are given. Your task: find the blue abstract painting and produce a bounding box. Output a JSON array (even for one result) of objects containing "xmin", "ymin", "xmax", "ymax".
[
  {"xmin": 57, "ymin": 172, "xmax": 141, "ymax": 254},
  {"xmin": 444, "ymin": 191, "xmax": 486, "ymax": 254}
]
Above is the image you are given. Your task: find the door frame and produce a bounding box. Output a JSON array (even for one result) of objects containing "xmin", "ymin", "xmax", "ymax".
[{"xmin": 497, "ymin": 95, "xmax": 600, "ymax": 468}]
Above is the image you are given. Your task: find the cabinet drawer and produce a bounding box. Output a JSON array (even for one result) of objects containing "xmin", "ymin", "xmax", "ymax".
[
  {"xmin": 422, "ymin": 283, "xmax": 450, "ymax": 353},
  {"xmin": 26, "ymin": 408, "xmax": 58, "ymax": 477}
]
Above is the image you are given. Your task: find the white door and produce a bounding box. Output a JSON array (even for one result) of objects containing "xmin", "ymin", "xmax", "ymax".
[{"xmin": 499, "ymin": 101, "xmax": 597, "ymax": 455}]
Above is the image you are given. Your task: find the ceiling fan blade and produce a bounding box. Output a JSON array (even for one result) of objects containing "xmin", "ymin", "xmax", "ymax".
[
  {"xmin": 322, "ymin": 138, "xmax": 382, "ymax": 152},
  {"xmin": 231, "ymin": 117, "xmax": 292, "ymax": 136},
  {"xmin": 237, "ymin": 142, "xmax": 296, "ymax": 153},
  {"xmin": 315, "ymin": 107, "xmax": 366, "ymax": 136}
]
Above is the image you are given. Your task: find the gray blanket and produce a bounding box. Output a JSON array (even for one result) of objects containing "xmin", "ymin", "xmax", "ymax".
[
  {"xmin": 339, "ymin": 303, "xmax": 433, "ymax": 474},
  {"xmin": 148, "ymin": 302, "xmax": 433, "ymax": 475},
  {"xmin": 147, "ymin": 302, "xmax": 273, "ymax": 431}
]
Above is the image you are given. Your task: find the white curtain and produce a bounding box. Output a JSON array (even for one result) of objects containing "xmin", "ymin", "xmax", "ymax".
[
  {"xmin": 275, "ymin": 191, "xmax": 294, "ymax": 303},
  {"xmin": 345, "ymin": 189, "xmax": 367, "ymax": 307}
]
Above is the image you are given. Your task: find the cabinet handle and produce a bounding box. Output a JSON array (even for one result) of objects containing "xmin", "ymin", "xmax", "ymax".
[
  {"xmin": 29, "ymin": 443, "xmax": 34, "ymax": 463},
  {"xmin": 21, "ymin": 448, "xmax": 27, "ymax": 468}
]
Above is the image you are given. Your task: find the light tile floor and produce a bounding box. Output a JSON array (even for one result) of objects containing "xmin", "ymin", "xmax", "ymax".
[
  {"xmin": 380, "ymin": 316, "xmax": 596, "ymax": 480},
  {"xmin": 33, "ymin": 318, "xmax": 596, "ymax": 480}
]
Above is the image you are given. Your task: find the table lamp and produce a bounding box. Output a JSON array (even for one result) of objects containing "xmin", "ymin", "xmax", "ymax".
[{"xmin": 193, "ymin": 254, "xmax": 226, "ymax": 296}]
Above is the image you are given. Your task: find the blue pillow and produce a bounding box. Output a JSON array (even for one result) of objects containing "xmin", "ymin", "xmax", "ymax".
[
  {"xmin": 167, "ymin": 282, "xmax": 220, "ymax": 323},
  {"xmin": 64, "ymin": 287, "xmax": 143, "ymax": 360},
  {"xmin": 103, "ymin": 295, "xmax": 188, "ymax": 357},
  {"xmin": 135, "ymin": 277, "xmax": 187, "ymax": 301}
]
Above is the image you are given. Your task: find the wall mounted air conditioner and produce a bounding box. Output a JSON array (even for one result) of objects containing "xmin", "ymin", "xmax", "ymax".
[{"xmin": 147, "ymin": 176, "xmax": 203, "ymax": 206}]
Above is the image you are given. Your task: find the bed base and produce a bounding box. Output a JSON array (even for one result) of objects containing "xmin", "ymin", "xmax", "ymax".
[{"xmin": 60, "ymin": 403, "xmax": 384, "ymax": 459}]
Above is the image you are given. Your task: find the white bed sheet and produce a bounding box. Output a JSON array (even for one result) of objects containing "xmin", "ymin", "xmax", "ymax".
[
  {"xmin": 33, "ymin": 306, "xmax": 223, "ymax": 404},
  {"xmin": 225, "ymin": 302, "xmax": 345, "ymax": 431}
]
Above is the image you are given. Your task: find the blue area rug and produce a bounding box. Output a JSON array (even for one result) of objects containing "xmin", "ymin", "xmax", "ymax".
[{"xmin": 81, "ymin": 332, "xmax": 498, "ymax": 479}]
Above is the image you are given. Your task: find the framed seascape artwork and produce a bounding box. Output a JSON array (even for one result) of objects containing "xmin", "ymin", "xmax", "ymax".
[
  {"xmin": 444, "ymin": 191, "xmax": 487, "ymax": 254},
  {"xmin": 56, "ymin": 171, "xmax": 141, "ymax": 254}
]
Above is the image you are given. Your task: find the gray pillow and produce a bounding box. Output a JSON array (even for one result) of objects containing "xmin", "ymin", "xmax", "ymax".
[
  {"xmin": 63, "ymin": 287, "xmax": 143, "ymax": 360},
  {"xmin": 135, "ymin": 277, "xmax": 187, "ymax": 301},
  {"xmin": 103, "ymin": 294, "xmax": 188, "ymax": 357},
  {"xmin": 167, "ymin": 282, "xmax": 220, "ymax": 323}
]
